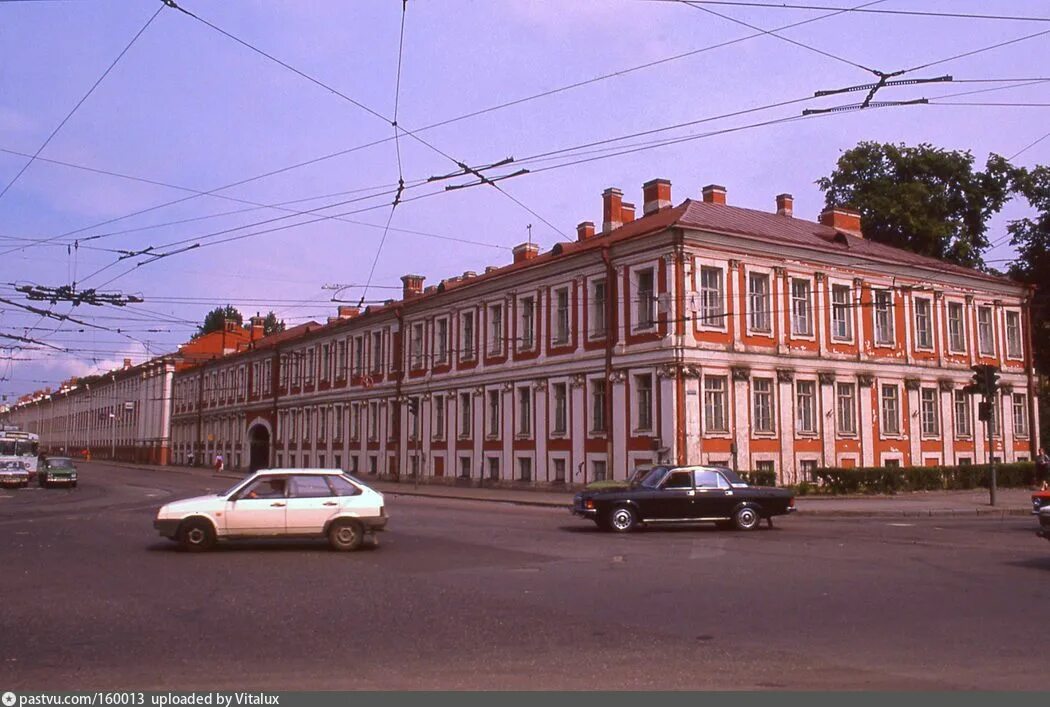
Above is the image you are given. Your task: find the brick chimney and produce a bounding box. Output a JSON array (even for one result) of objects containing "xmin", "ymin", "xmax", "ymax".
[
  {"xmin": 621, "ymin": 202, "xmax": 636, "ymax": 225},
  {"xmin": 602, "ymin": 187, "xmax": 623, "ymax": 233},
  {"xmin": 702, "ymin": 184, "xmax": 727, "ymax": 205},
  {"xmin": 819, "ymin": 206, "xmax": 863, "ymax": 236},
  {"xmin": 776, "ymin": 193, "xmax": 793, "ymax": 217},
  {"xmin": 642, "ymin": 178, "xmax": 672, "ymax": 214},
  {"xmin": 512, "ymin": 242, "xmax": 540, "ymax": 263},
  {"xmin": 249, "ymin": 314, "xmax": 265, "ymax": 341},
  {"xmin": 401, "ymin": 274, "xmax": 425, "ymax": 299},
  {"xmin": 336, "ymin": 306, "xmax": 359, "ymax": 319},
  {"xmin": 123, "ymin": 358, "xmax": 132, "ymax": 369},
  {"xmin": 576, "ymin": 221, "xmax": 596, "ymax": 242}
]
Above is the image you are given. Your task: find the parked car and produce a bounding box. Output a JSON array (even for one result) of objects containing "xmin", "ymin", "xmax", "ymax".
[
  {"xmin": 154, "ymin": 469, "xmax": 387, "ymax": 552},
  {"xmin": 1037, "ymin": 507, "xmax": 1050, "ymax": 542},
  {"xmin": 572, "ymin": 465, "xmax": 795, "ymax": 532},
  {"xmin": 38, "ymin": 456, "xmax": 78, "ymax": 488},
  {"xmin": 0, "ymin": 460, "xmax": 30, "ymax": 488},
  {"xmin": 1031, "ymin": 489, "xmax": 1050, "ymax": 515}
]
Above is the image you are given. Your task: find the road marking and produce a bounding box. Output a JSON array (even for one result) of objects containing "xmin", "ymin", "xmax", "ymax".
[{"xmin": 887, "ymin": 523, "xmax": 915, "ymax": 527}]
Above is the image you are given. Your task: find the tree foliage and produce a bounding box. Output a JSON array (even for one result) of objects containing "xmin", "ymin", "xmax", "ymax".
[
  {"xmin": 196, "ymin": 305, "xmax": 243, "ymax": 337},
  {"xmin": 817, "ymin": 142, "xmax": 1021, "ymax": 268},
  {"xmin": 261, "ymin": 311, "xmax": 285, "ymax": 336}
]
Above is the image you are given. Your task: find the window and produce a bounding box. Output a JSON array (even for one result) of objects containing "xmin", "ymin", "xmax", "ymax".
[
  {"xmin": 337, "ymin": 340, "xmax": 347, "ymax": 379},
  {"xmin": 835, "ymin": 383, "xmax": 856, "ymax": 435},
  {"xmin": 704, "ymin": 376, "xmax": 728, "ymax": 433},
  {"xmin": 458, "ymin": 392, "xmax": 471, "ymax": 438},
  {"xmin": 1013, "ymin": 393, "xmax": 1029, "ymax": 437},
  {"xmin": 954, "ymin": 391, "xmax": 972, "ymax": 437},
  {"xmin": 590, "ymin": 380, "xmax": 607, "ymax": 433},
  {"xmin": 488, "ymin": 304, "xmax": 504, "ymax": 355},
  {"xmin": 488, "ymin": 457, "xmax": 500, "ymax": 480},
  {"xmin": 881, "ymin": 384, "xmax": 900, "ymax": 435},
  {"xmin": 748, "ymin": 272, "xmax": 771, "ymax": 332},
  {"xmin": 352, "ymin": 337, "xmax": 363, "ymax": 376},
  {"xmin": 409, "ymin": 399, "xmax": 420, "ymax": 440},
  {"xmin": 319, "ymin": 407, "xmax": 328, "ymax": 441},
  {"xmin": 977, "ymin": 306, "xmax": 994, "ymax": 355},
  {"xmin": 327, "ymin": 475, "xmax": 361, "ymax": 497},
  {"xmin": 799, "ymin": 459, "xmax": 818, "ymax": 481},
  {"xmin": 552, "ymin": 383, "xmax": 567, "ymax": 435},
  {"xmin": 755, "ymin": 460, "xmax": 775, "ymax": 475},
  {"xmin": 591, "ymin": 460, "xmax": 607, "ymax": 482},
  {"xmin": 487, "ymin": 390, "xmax": 500, "ymax": 437},
  {"xmin": 459, "ymin": 456, "xmax": 471, "ymax": 479},
  {"xmin": 517, "ymin": 388, "xmax": 531, "ymax": 436},
  {"xmin": 321, "ymin": 344, "xmax": 330, "ymax": 381},
  {"xmin": 461, "ymin": 311, "xmax": 475, "ymax": 361},
  {"xmin": 694, "ymin": 469, "xmax": 729, "ymax": 489},
  {"xmin": 371, "ymin": 331, "xmax": 383, "ymax": 374},
  {"xmin": 699, "ymin": 266, "xmax": 725, "ymax": 327},
  {"xmin": 433, "ymin": 395, "xmax": 445, "ymax": 440},
  {"xmin": 635, "ymin": 375, "xmax": 653, "ymax": 431},
  {"xmin": 519, "ymin": 296, "xmax": 536, "ymax": 350},
  {"xmin": 914, "ymin": 297, "xmax": 933, "ymax": 349},
  {"xmin": 664, "ymin": 470, "xmax": 693, "ymax": 489},
  {"xmin": 435, "ymin": 319, "xmax": 449, "ymax": 364},
  {"xmin": 921, "ymin": 388, "xmax": 939, "ymax": 436},
  {"xmin": 884, "ymin": 459, "xmax": 901, "ymax": 469},
  {"xmin": 635, "ymin": 268, "xmax": 655, "ymax": 329},
  {"xmin": 1006, "ymin": 311, "xmax": 1022, "ymax": 358},
  {"xmin": 948, "ymin": 302, "xmax": 966, "ymax": 352},
  {"xmin": 263, "ymin": 360, "xmax": 271, "ymax": 394},
  {"xmin": 790, "ymin": 278, "xmax": 812, "ymax": 336},
  {"xmin": 305, "ymin": 350, "xmax": 315, "ymax": 383},
  {"xmin": 291, "ymin": 475, "xmax": 332, "ymax": 499},
  {"xmin": 590, "ymin": 279, "xmax": 607, "ymax": 338},
  {"xmin": 518, "ymin": 457, "xmax": 532, "ymax": 481},
  {"xmin": 368, "ymin": 455, "xmax": 377, "ymax": 475},
  {"xmin": 410, "ymin": 323, "xmax": 425, "ymax": 369},
  {"xmin": 874, "ymin": 289, "xmax": 895, "ymax": 345},
  {"xmin": 553, "ymin": 287, "xmax": 570, "ymax": 344},
  {"xmin": 349, "ymin": 404, "xmax": 360, "ymax": 442},
  {"xmin": 795, "ymin": 380, "xmax": 816, "ymax": 434},
  {"xmin": 752, "ymin": 378, "xmax": 774, "ymax": 434},
  {"xmin": 368, "ymin": 402, "xmax": 379, "ymax": 441},
  {"xmin": 553, "ymin": 458, "xmax": 566, "ymax": 482}
]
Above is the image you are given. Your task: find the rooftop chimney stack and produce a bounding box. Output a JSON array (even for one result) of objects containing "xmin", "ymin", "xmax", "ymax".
[
  {"xmin": 621, "ymin": 201, "xmax": 636, "ymax": 224},
  {"xmin": 602, "ymin": 187, "xmax": 624, "ymax": 233},
  {"xmin": 512, "ymin": 242, "xmax": 540, "ymax": 263},
  {"xmin": 642, "ymin": 178, "xmax": 672, "ymax": 214},
  {"xmin": 776, "ymin": 193, "xmax": 794, "ymax": 217},
  {"xmin": 576, "ymin": 221, "xmax": 596, "ymax": 242},
  {"xmin": 701, "ymin": 184, "xmax": 727, "ymax": 205},
  {"xmin": 123, "ymin": 358, "xmax": 132, "ymax": 369},
  {"xmin": 401, "ymin": 274, "xmax": 425, "ymax": 299},
  {"xmin": 249, "ymin": 314, "xmax": 265, "ymax": 341},
  {"xmin": 819, "ymin": 206, "xmax": 863, "ymax": 236},
  {"xmin": 336, "ymin": 306, "xmax": 359, "ymax": 319}
]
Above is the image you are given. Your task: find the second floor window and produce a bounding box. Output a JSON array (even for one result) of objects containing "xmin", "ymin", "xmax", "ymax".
[
  {"xmin": 752, "ymin": 378, "xmax": 773, "ymax": 433},
  {"xmin": 977, "ymin": 306, "xmax": 994, "ymax": 356},
  {"xmin": 790, "ymin": 278, "xmax": 812, "ymax": 336},
  {"xmin": 699, "ymin": 266, "xmax": 724, "ymax": 327},
  {"xmin": 458, "ymin": 392, "xmax": 471, "ymax": 438},
  {"xmin": 874, "ymin": 289, "xmax": 895, "ymax": 345},
  {"xmin": 517, "ymin": 388, "xmax": 531, "ymax": 436},
  {"xmin": 1013, "ymin": 393, "xmax": 1029, "ymax": 437},
  {"xmin": 914, "ymin": 297, "xmax": 933, "ymax": 349},
  {"xmin": 411, "ymin": 323, "xmax": 424, "ymax": 369},
  {"xmin": 461, "ymin": 311, "xmax": 475, "ymax": 360},
  {"xmin": 796, "ymin": 380, "xmax": 816, "ymax": 434},
  {"xmin": 554, "ymin": 288, "xmax": 570, "ymax": 345},
  {"xmin": 881, "ymin": 384, "xmax": 900, "ymax": 435},
  {"xmin": 831, "ymin": 284, "xmax": 852, "ymax": 341},
  {"xmin": 703, "ymin": 376, "xmax": 728, "ymax": 433},
  {"xmin": 836, "ymin": 383, "xmax": 856, "ymax": 435},
  {"xmin": 435, "ymin": 319, "xmax": 449, "ymax": 364},
  {"xmin": 1006, "ymin": 310, "xmax": 1022, "ymax": 358},
  {"xmin": 433, "ymin": 395, "xmax": 445, "ymax": 439},
  {"xmin": 748, "ymin": 272, "xmax": 771, "ymax": 332},
  {"xmin": 371, "ymin": 332, "xmax": 383, "ymax": 374},
  {"xmin": 354, "ymin": 337, "xmax": 364, "ymax": 376},
  {"xmin": 488, "ymin": 304, "xmax": 504, "ymax": 355},
  {"xmin": 487, "ymin": 390, "xmax": 501, "ymax": 437},
  {"xmin": 920, "ymin": 388, "xmax": 939, "ymax": 436},
  {"xmin": 635, "ymin": 268, "xmax": 655, "ymax": 329},
  {"xmin": 954, "ymin": 391, "xmax": 972, "ymax": 437},
  {"xmin": 590, "ymin": 279, "xmax": 607, "ymax": 338},
  {"xmin": 520, "ymin": 297, "xmax": 536, "ymax": 350},
  {"xmin": 552, "ymin": 383, "xmax": 567, "ymax": 434},
  {"xmin": 948, "ymin": 302, "xmax": 966, "ymax": 352},
  {"xmin": 635, "ymin": 374, "xmax": 653, "ymax": 431},
  {"xmin": 591, "ymin": 380, "xmax": 606, "ymax": 433}
]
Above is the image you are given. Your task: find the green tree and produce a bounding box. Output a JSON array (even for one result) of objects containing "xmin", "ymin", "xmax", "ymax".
[
  {"xmin": 817, "ymin": 142, "xmax": 1020, "ymax": 268},
  {"xmin": 262, "ymin": 311, "xmax": 286, "ymax": 336},
  {"xmin": 197, "ymin": 305, "xmax": 243, "ymax": 337}
]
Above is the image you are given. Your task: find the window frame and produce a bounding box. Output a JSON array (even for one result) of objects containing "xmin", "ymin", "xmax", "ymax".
[
  {"xmin": 790, "ymin": 277, "xmax": 814, "ymax": 337},
  {"xmin": 698, "ymin": 265, "xmax": 726, "ymax": 330},
  {"xmin": 747, "ymin": 270, "xmax": 772, "ymax": 334}
]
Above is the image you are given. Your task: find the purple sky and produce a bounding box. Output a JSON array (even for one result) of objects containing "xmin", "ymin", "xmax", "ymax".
[{"xmin": 1, "ymin": 0, "xmax": 1048, "ymax": 401}]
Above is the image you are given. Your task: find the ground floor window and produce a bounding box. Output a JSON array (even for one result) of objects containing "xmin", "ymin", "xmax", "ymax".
[
  {"xmin": 276, "ymin": 453, "xmax": 284, "ymax": 467},
  {"xmin": 369, "ymin": 455, "xmax": 377, "ymax": 474},
  {"xmin": 518, "ymin": 457, "xmax": 532, "ymax": 481},
  {"xmin": 334, "ymin": 454, "xmax": 342, "ymax": 470},
  {"xmin": 552, "ymin": 458, "xmax": 566, "ymax": 482},
  {"xmin": 318, "ymin": 454, "xmax": 325, "ymax": 469},
  {"xmin": 591, "ymin": 460, "xmax": 607, "ymax": 482},
  {"xmin": 755, "ymin": 460, "xmax": 775, "ymax": 474},
  {"xmin": 460, "ymin": 456, "xmax": 471, "ymax": 478},
  {"xmin": 884, "ymin": 459, "xmax": 900, "ymax": 468},
  {"xmin": 959, "ymin": 457, "xmax": 972, "ymax": 466},
  {"xmin": 351, "ymin": 455, "xmax": 359, "ymax": 474},
  {"xmin": 488, "ymin": 457, "xmax": 500, "ymax": 480},
  {"xmin": 799, "ymin": 459, "xmax": 818, "ymax": 481}
]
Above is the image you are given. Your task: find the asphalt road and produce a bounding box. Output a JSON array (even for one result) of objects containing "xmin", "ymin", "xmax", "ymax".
[{"xmin": 1, "ymin": 461, "xmax": 1045, "ymax": 691}]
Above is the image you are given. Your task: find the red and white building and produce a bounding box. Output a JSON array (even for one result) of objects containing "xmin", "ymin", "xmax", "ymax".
[{"xmin": 169, "ymin": 179, "xmax": 1038, "ymax": 484}]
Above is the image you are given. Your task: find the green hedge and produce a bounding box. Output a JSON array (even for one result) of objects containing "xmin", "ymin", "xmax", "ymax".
[
  {"xmin": 811, "ymin": 462, "xmax": 1036, "ymax": 494},
  {"xmin": 740, "ymin": 469, "xmax": 777, "ymax": 487}
]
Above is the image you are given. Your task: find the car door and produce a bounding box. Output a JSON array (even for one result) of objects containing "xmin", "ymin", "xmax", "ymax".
[
  {"xmin": 224, "ymin": 476, "xmax": 288, "ymax": 536},
  {"xmin": 650, "ymin": 469, "xmax": 695, "ymax": 519},
  {"xmin": 285, "ymin": 474, "xmax": 341, "ymax": 535},
  {"xmin": 693, "ymin": 468, "xmax": 735, "ymax": 518}
]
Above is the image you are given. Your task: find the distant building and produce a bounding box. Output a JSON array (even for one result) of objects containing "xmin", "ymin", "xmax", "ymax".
[{"xmin": 166, "ymin": 179, "xmax": 1038, "ymax": 484}]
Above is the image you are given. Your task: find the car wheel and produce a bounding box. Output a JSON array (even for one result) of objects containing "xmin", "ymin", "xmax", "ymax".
[
  {"xmin": 606, "ymin": 506, "xmax": 638, "ymax": 533},
  {"xmin": 178, "ymin": 518, "xmax": 217, "ymax": 552},
  {"xmin": 733, "ymin": 506, "xmax": 761, "ymax": 531},
  {"xmin": 328, "ymin": 520, "xmax": 364, "ymax": 551}
]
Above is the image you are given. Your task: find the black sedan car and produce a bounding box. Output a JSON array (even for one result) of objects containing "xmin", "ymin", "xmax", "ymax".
[{"xmin": 572, "ymin": 465, "xmax": 795, "ymax": 532}]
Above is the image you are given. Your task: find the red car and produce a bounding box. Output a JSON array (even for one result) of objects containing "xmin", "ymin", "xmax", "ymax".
[{"xmin": 1032, "ymin": 489, "xmax": 1050, "ymax": 515}]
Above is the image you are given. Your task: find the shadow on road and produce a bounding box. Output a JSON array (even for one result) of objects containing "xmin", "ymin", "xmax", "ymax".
[
  {"xmin": 145, "ymin": 539, "xmax": 381, "ymax": 554},
  {"xmin": 1006, "ymin": 555, "xmax": 1050, "ymax": 572}
]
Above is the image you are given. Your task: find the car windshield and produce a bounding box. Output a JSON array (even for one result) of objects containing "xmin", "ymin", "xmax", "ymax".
[
  {"xmin": 636, "ymin": 466, "xmax": 670, "ymax": 488},
  {"xmin": 220, "ymin": 478, "xmax": 251, "ymax": 496},
  {"xmin": 46, "ymin": 458, "xmax": 74, "ymax": 469}
]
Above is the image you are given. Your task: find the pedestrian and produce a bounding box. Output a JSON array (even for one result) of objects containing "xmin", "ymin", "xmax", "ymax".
[
  {"xmin": 214, "ymin": 453, "xmax": 224, "ymax": 474},
  {"xmin": 1037, "ymin": 447, "xmax": 1050, "ymax": 490},
  {"xmin": 187, "ymin": 451, "xmax": 194, "ymax": 467}
]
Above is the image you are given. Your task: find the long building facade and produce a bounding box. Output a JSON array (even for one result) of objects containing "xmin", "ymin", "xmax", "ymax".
[{"xmin": 167, "ymin": 179, "xmax": 1039, "ymax": 485}]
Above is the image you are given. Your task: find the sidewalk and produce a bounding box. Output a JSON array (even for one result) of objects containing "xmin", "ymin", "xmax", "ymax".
[{"xmin": 94, "ymin": 460, "xmax": 1035, "ymax": 518}]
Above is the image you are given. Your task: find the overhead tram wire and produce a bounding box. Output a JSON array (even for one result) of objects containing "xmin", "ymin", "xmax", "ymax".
[
  {"xmin": 30, "ymin": 0, "xmax": 874, "ymax": 260},
  {"xmin": 1009, "ymin": 130, "xmax": 1050, "ymax": 160},
  {"xmin": 0, "ymin": 4, "xmax": 165, "ymax": 204},
  {"xmin": 637, "ymin": 1, "xmax": 1050, "ymax": 24}
]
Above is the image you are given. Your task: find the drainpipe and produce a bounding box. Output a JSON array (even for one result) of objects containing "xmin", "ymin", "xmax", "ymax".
[
  {"xmin": 602, "ymin": 246, "xmax": 616, "ymax": 483},
  {"xmin": 674, "ymin": 228, "xmax": 688, "ymax": 465},
  {"xmin": 1022, "ymin": 286, "xmax": 1039, "ymax": 454}
]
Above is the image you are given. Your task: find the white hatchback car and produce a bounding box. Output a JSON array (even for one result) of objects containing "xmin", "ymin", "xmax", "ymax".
[{"xmin": 154, "ymin": 469, "xmax": 387, "ymax": 552}]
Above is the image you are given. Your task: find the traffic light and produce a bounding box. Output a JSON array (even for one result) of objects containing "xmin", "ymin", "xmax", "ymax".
[{"xmin": 970, "ymin": 364, "xmax": 1000, "ymax": 398}]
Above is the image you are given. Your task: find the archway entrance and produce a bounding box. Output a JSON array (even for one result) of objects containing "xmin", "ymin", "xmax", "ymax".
[{"xmin": 248, "ymin": 424, "xmax": 270, "ymax": 472}]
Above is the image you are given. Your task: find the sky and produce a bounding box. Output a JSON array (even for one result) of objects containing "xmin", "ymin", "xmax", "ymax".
[{"xmin": 1, "ymin": 0, "xmax": 1048, "ymax": 402}]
